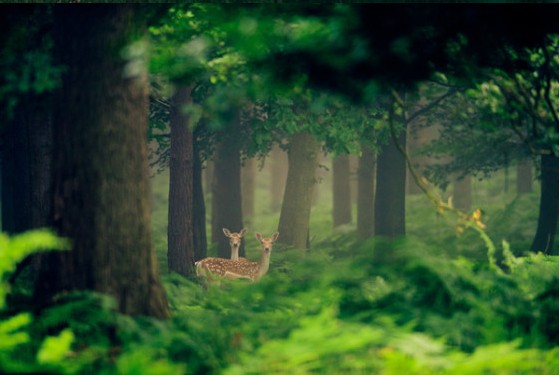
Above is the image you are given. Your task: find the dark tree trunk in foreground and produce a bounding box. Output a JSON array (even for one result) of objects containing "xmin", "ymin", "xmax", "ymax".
[
  {"xmin": 193, "ymin": 139, "xmax": 207, "ymax": 261},
  {"xmin": 278, "ymin": 132, "xmax": 319, "ymax": 249},
  {"xmin": 1, "ymin": 94, "xmax": 52, "ymax": 235},
  {"xmin": 211, "ymin": 121, "xmax": 244, "ymax": 259},
  {"xmin": 332, "ymin": 155, "xmax": 352, "ymax": 228},
  {"xmin": 35, "ymin": 6, "xmax": 169, "ymax": 318},
  {"xmin": 357, "ymin": 146, "xmax": 376, "ymax": 239},
  {"xmin": 517, "ymin": 159, "xmax": 533, "ymax": 194},
  {"xmin": 530, "ymin": 154, "xmax": 558, "ymax": 255},
  {"xmin": 167, "ymin": 87, "xmax": 195, "ymax": 277},
  {"xmin": 242, "ymin": 157, "xmax": 256, "ymax": 225},
  {"xmin": 270, "ymin": 144, "xmax": 288, "ymax": 212},
  {"xmin": 453, "ymin": 175, "xmax": 472, "ymax": 212},
  {"xmin": 375, "ymin": 128, "xmax": 407, "ymax": 239}
]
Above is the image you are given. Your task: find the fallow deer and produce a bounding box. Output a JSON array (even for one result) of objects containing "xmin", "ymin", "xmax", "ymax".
[
  {"xmin": 195, "ymin": 232, "xmax": 279, "ymax": 282},
  {"xmin": 222, "ymin": 227, "xmax": 247, "ymax": 260}
]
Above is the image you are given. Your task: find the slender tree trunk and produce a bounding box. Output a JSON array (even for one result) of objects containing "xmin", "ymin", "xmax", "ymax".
[
  {"xmin": 349, "ymin": 154, "xmax": 359, "ymax": 203},
  {"xmin": 242, "ymin": 157, "xmax": 256, "ymax": 225},
  {"xmin": 35, "ymin": 5, "xmax": 169, "ymax": 318},
  {"xmin": 530, "ymin": 154, "xmax": 558, "ymax": 255},
  {"xmin": 203, "ymin": 159, "xmax": 213, "ymax": 201},
  {"xmin": 269, "ymin": 144, "xmax": 288, "ymax": 212},
  {"xmin": 277, "ymin": 132, "xmax": 319, "ymax": 249},
  {"xmin": 516, "ymin": 159, "xmax": 533, "ymax": 194},
  {"xmin": 453, "ymin": 175, "xmax": 472, "ymax": 212},
  {"xmin": 332, "ymin": 155, "xmax": 352, "ymax": 228},
  {"xmin": 357, "ymin": 146, "xmax": 376, "ymax": 239},
  {"xmin": 211, "ymin": 120, "xmax": 244, "ymax": 258},
  {"xmin": 375, "ymin": 127, "xmax": 407, "ymax": 238},
  {"xmin": 193, "ymin": 139, "xmax": 207, "ymax": 261},
  {"xmin": 167, "ymin": 87, "xmax": 195, "ymax": 277}
]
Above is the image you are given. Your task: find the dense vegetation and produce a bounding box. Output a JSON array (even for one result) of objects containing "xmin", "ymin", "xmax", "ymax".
[{"xmin": 0, "ymin": 3, "xmax": 557, "ymax": 374}]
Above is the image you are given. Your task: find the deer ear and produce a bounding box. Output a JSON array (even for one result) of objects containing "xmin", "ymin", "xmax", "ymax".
[
  {"xmin": 223, "ymin": 228, "xmax": 232, "ymax": 237},
  {"xmin": 271, "ymin": 232, "xmax": 279, "ymax": 242},
  {"xmin": 239, "ymin": 228, "xmax": 248, "ymax": 237},
  {"xmin": 255, "ymin": 233, "xmax": 263, "ymax": 242}
]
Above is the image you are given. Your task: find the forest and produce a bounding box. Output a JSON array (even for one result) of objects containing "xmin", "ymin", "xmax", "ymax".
[{"xmin": 0, "ymin": 3, "xmax": 558, "ymax": 374}]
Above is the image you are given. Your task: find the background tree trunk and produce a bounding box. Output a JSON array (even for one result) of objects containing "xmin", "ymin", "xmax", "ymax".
[
  {"xmin": 375, "ymin": 127, "xmax": 407, "ymax": 239},
  {"xmin": 277, "ymin": 132, "xmax": 319, "ymax": 249},
  {"xmin": 516, "ymin": 159, "xmax": 533, "ymax": 194},
  {"xmin": 357, "ymin": 146, "xmax": 376, "ymax": 239},
  {"xmin": 242, "ymin": 157, "xmax": 256, "ymax": 225},
  {"xmin": 332, "ymin": 155, "xmax": 352, "ymax": 227},
  {"xmin": 35, "ymin": 5, "xmax": 169, "ymax": 318},
  {"xmin": 167, "ymin": 87, "xmax": 195, "ymax": 277},
  {"xmin": 269, "ymin": 144, "xmax": 288, "ymax": 213},
  {"xmin": 530, "ymin": 154, "xmax": 558, "ymax": 255},
  {"xmin": 453, "ymin": 175, "xmax": 472, "ymax": 212},
  {"xmin": 193, "ymin": 139, "xmax": 207, "ymax": 261},
  {"xmin": 211, "ymin": 118, "xmax": 244, "ymax": 258}
]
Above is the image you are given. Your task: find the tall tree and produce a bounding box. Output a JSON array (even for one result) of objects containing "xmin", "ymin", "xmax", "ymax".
[
  {"xmin": 531, "ymin": 154, "xmax": 558, "ymax": 254},
  {"xmin": 242, "ymin": 157, "xmax": 256, "ymax": 225},
  {"xmin": 35, "ymin": 5, "xmax": 169, "ymax": 318},
  {"xmin": 375, "ymin": 118, "xmax": 407, "ymax": 239},
  {"xmin": 278, "ymin": 132, "xmax": 320, "ymax": 249},
  {"xmin": 167, "ymin": 86, "xmax": 195, "ymax": 277},
  {"xmin": 357, "ymin": 146, "xmax": 376, "ymax": 239},
  {"xmin": 269, "ymin": 144, "xmax": 288, "ymax": 212},
  {"xmin": 211, "ymin": 115, "xmax": 245, "ymax": 259},
  {"xmin": 332, "ymin": 155, "xmax": 352, "ymax": 228}
]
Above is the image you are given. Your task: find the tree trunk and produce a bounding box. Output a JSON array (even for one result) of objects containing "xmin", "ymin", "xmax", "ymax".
[
  {"xmin": 332, "ymin": 155, "xmax": 352, "ymax": 227},
  {"xmin": 1, "ymin": 94, "xmax": 53, "ymax": 234},
  {"xmin": 349, "ymin": 154, "xmax": 359, "ymax": 203},
  {"xmin": 193, "ymin": 139, "xmax": 207, "ymax": 261},
  {"xmin": 453, "ymin": 175, "xmax": 472, "ymax": 212},
  {"xmin": 242, "ymin": 157, "xmax": 256, "ymax": 225},
  {"xmin": 516, "ymin": 159, "xmax": 533, "ymax": 194},
  {"xmin": 35, "ymin": 5, "xmax": 169, "ymax": 318},
  {"xmin": 211, "ymin": 121, "xmax": 244, "ymax": 259},
  {"xmin": 167, "ymin": 87, "xmax": 195, "ymax": 277},
  {"xmin": 277, "ymin": 132, "xmax": 319, "ymax": 249},
  {"xmin": 530, "ymin": 154, "xmax": 558, "ymax": 255},
  {"xmin": 357, "ymin": 146, "xmax": 376, "ymax": 239},
  {"xmin": 375, "ymin": 127, "xmax": 407, "ymax": 239},
  {"xmin": 269, "ymin": 144, "xmax": 288, "ymax": 212}
]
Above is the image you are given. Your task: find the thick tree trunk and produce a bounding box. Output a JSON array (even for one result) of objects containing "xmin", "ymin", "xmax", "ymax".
[
  {"xmin": 193, "ymin": 139, "xmax": 207, "ymax": 261},
  {"xmin": 242, "ymin": 157, "xmax": 256, "ymax": 225},
  {"xmin": 332, "ymin": 155, "xmax": 352, "ymax": 228},
  {"xmin": 35, "ymin": 6, "xmax": 169, "ymax": 318},
  {"xmin": 453, "ymin": 175, "xmax": 472, "ymax": 212},
  {"xmin": 1, "ymin": 95, "xmax": 52, "ymax": 234},
  {"xmin": 357, "ymin": 147, "xmax": 376, "ymax": 239},
  {"xmin": 211, "ymin": 122, "xmax": 244, "ymax": 259},
  {"xmin": 277, "ymin": 132, "xmax": 319, "ymax": 249},
  {"xmin": 269, "ymin": 144, "xmax": 288, "ymax": 212},
  {"xmin": 167, "ymin": 87, "xmax": 195, "ymax": 277},
  {"xmin": 516, "ymin": 159, "xmax": 533, "ymax": 194},
  {"xmin": 375, "ymin": 128, "xmax": 407, "ymax": 239},
  {"xmin": 530, "ymin": 154, "xmax": 558, "ymax": 255}
]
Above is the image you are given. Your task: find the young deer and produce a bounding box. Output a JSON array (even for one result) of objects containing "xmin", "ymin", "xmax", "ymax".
[
  {"xmin": 222, "ymin": 227, "xmax": 248, "ymax": 260},
  {"xmin": 195, "ymin": 232, "xmax": 279, "ymax": 282}
]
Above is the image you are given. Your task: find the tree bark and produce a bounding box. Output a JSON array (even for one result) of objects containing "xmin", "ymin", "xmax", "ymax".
[
  {"xmin": 35, "ymin": 5, "xmax": 169, "ymax": 318},
  {"xmin": 269, "ymin": 144, "xmax": 288, "ymax": 212},
  {"xmin": 211, "ymin": 119, "xmax": 244, "ymax": 259},
  {"xmin": 193, "ymin": 138, "xmax": 207, "ymax": 261},
  {"xmin": 516, "ymin": 159, "xmax": 533, "ymax": 194},
  {"xmin": 332, "ymin": 155, "xmax": 352, "ymax": 228},
  {"xmin": 167, "ymin": 87, "xmax": 195, "ymax": 277},
  {"xmin": 530, "ymin": 154, "xmax": 558, "ymax": 255},
  {"xmin": 453, "ymin": 175, "xmax": 472, "ymax": 212},
  {"xmin": 357, "ymin": 146, "xmax": 376, "ymax": 239},
  {"xmin": 375, "ymin": 127, "xmax": 407, "ymax": 239},
  {"xmin": 277, "ymin": 132, "xmax": 319, "ymax": 249},
  {"xmin": 242, "ymin": 157, "xmax": 256, "ymax": 225}
]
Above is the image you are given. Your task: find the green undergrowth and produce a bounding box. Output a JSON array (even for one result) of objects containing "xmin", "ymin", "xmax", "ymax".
[{"xmin": 1, "ymin": 222, "xmax": 558, "ymax": 374}]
